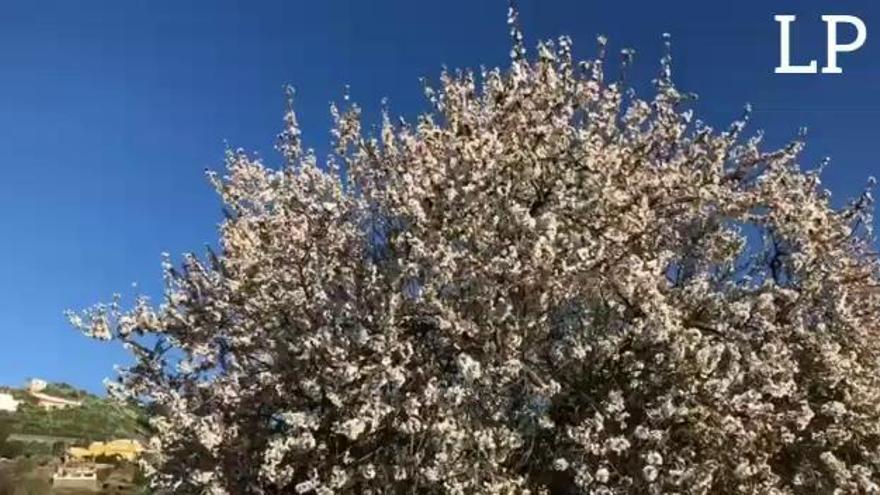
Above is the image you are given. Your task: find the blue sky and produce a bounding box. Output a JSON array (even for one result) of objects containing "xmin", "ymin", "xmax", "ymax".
[{"xmin": 0, "ymin": 0, "xmax": 877, "ymax": 394}]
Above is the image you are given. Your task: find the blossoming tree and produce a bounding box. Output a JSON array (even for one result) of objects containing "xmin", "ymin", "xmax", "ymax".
[{"xmin": 69, "ymin": 9, "xmax": 880, "ymax": 494}]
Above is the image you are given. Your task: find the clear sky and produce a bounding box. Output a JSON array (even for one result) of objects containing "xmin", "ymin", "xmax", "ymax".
[{"xmin": 0, "ymin": 0, "xmax": 877, "ymax": 394}]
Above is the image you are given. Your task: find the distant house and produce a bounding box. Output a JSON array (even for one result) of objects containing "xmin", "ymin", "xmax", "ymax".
[
  {"xmin": 68, "ymin": 439, "xmax": 144, "ymax": 462},
  {"xmin": 30, "ymin": 392, "xmax": 83, "ymax": 410},
  {"xmin": 27, "ymin": 378, "xmax": 83, "ymax": 410},
  {"xmin": 0, "ymin": 392, "xmax": 19, "ymax": 412},
  {"xmin": 27, "ymin": 378, "xmax": 47, "ymax": 392}
]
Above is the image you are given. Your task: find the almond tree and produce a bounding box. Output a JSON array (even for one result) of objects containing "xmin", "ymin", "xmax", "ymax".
[{"xmin": 70, "ymin": 9, "xmax": 880, "ymax": 494}]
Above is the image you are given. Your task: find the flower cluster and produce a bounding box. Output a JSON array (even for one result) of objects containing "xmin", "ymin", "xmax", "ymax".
[{"xmin": 70, "ymin": 8, "xmax": 880, "ymax": 494}]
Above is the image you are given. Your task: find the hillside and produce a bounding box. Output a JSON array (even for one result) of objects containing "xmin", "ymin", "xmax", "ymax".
[{"xmin": 0, "ymin": 383, "xmax": 149, "ymax": 458}]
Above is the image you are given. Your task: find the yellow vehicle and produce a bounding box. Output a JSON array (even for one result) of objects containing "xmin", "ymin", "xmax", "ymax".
[{"xmin": 67, "ymin": 439, "xmax": 144, "ymax": 462}]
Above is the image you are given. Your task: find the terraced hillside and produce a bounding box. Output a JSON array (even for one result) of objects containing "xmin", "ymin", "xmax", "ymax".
[{"xmin": 0, "ymin": 383, "xmax": 149, "ymax": 459}]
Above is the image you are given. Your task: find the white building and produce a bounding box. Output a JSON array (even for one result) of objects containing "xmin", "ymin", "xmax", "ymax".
[
  {"xmin": 27, "ymin": 378, "xmax": 47, "ymax": 393},
  {"xmin": 22, "ymin": 378, "xmax": 83, "ymax": 410},
  {"xmin": 30, "ymin": 391, "xmax": 82, "ymax": 410},
  {"xmin": 0, "ymin": 392, "xmax": 19, "ymax": 412}
]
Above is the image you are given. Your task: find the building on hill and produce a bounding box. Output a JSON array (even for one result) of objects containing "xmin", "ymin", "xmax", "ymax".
[
  {"xmin": 30, "ymin": 391, "xmax": 83, "ymax": 410},
  {"xmin": 27, "ymin": 378, "xmax": 47, "ymax": 393},
  {"xmin": 67, "ymin": 439, "xmax": 144, "ymax": 462},
  {"xmin": 26, "ymin": 378, "xmax": 82, "ymax": 410},
  {"xmin": 0, "ymin": 393, "xmax": 19, "ymax": 412}
]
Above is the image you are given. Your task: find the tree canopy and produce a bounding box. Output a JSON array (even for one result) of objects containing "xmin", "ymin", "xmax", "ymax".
[{"xmin": 70, "ymin": 9, "xmax": 880, "ymax": 494}]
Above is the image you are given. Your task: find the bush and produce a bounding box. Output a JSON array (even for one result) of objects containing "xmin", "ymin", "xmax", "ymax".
[
  {"xmin": 0, "ymin": 417, "xmax": 11, "ymax": 446},
  {"xmin": 51, "ymin": 441, "xmax": 66, "ymax": 458},
  {"xmin": 0, "ymin": 442, "xmax": 23, "ymax": 461}
]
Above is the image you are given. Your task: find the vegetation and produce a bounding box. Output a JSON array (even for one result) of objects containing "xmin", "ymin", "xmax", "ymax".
[
  {"xmin": 0, "ymin": 384, "xmax": 148, "ymax": 461},
  {"xmin": 10, "ymin": 399, "xmax": 147, "ymax": 442},
  {"xmin": 39, "ymin": 382, "xmax": 89, "ymax": 401},
  {"xmin": 0, "ymin": 457, "xmax": 53, "ymax": 495}
]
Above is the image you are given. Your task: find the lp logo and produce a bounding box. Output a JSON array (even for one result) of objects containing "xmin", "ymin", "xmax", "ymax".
[{"xmin": 775, "ymin": 15, "xmax": 867, "ymax": 74}]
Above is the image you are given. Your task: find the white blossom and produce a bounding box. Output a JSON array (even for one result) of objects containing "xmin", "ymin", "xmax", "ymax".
[{"xmin": 68, "ymin": 7, "xmax": 880, "ymax": 494}]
